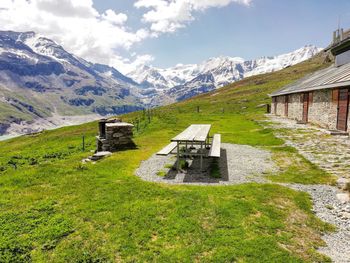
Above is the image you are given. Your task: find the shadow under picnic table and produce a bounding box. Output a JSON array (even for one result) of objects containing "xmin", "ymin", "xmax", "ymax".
[{"xmin": 163, "ymin": 148, "xmax": 229, "ymax": 184}]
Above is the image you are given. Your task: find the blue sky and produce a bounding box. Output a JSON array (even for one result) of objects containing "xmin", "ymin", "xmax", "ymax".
[
  {"xmin": 93, "ymin": 0, "xmax": 350, "ymax": 68},
  {"xmin": 1, "ymin": 0, "xmax": 350, "ymax": 72}
]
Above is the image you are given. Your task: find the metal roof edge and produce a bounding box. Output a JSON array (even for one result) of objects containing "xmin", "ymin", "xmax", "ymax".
[{"xmin": 271, "ymin": 80, "xmax": 350, "ymax": 96}]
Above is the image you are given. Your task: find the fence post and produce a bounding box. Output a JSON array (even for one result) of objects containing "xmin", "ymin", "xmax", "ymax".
[
  {"xmin": 148, "ymin": 109, "xmax": 151, "ymax": 123},
  {"xmin": 82, "ymin": 135, "xmax": 85, "ymax": 151}
]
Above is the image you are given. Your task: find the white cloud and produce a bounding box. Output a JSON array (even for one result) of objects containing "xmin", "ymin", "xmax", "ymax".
[
  {"xmin": 111, "ymin": 54, "xmax": 155, "ymax": 74},
  {"xmin": 35, "ymin": 0, "xmax": 98, "ymax": 18},
  {"xmin": 135, "ymin": 0, "xmax": 252, "ymax": 33},
  {"xmin": 0, "ymin": 0, "xmax": 150, "ymax": 73},
  {"xmin": 0, "ymin": 0, "xmax": 253, "ymax": 74},
  {"xmin": 102, "ymin": 9, "xmax": 128, "ymax": 25}
]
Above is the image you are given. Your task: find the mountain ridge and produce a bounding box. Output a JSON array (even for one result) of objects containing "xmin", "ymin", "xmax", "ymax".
[
  {"xmin": 128, "ymin": 45, "xmax": 322, "ymax": 104},
  {"xmin": 0, "ymin": 30, "xmax": 322, "ymax": 136},
  {"xmin": 0, "ymin": 30, "xmax": 144, "ymax": 136}
]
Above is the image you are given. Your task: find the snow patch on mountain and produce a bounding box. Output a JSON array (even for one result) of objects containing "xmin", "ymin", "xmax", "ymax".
[
  {"xmin": 245, "ymin": 45, "xmax": 323, "ymax": 77},
  {"xmin": 127, "ymin": 45, "xmax": 322, "ymax": 103}
]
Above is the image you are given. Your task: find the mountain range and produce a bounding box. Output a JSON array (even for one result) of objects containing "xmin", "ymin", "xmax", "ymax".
[
  {"xmin": 0, "ymin": 31, "xmax": 144, "ymax": 135},
  {"xmin": 128, "ymin": 45, "xmax": 322, "ymax": 104},
  {"xmin": 0, "ymin": 30, "xmax": 321, "ymax": 136}
]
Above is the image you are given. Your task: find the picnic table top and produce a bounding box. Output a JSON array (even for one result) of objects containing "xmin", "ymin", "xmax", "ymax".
[{"xmin": 171, "ymin": 124, "xmax": 211, "ymax": 142}]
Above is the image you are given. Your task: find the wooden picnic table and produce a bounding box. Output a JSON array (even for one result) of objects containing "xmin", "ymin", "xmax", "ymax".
[
  {"xmin": 171, "ymin": 124, "xmax": 211, "ymax": 170},
  {"xmin": 156, "ymin": 124, "xmax": 221, "ymax": 172}
]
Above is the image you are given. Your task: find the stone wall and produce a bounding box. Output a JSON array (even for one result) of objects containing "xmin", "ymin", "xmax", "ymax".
[
  {"xmin": 348, "ymin": 97, "xmax": 350, "ymax": 132},
  {"xmin": 308, "ymin": 89, "xmax": 338, "ymax": 130},
  {"xmin": 272, "ymin": 88, "xmax": 349, "ymax": 132},
  {"xmin": 105, "ymin": 123, "xmax": 134, "ymax": 151},
  {"xmin": 274, "ymin": 96, "xmax": 285, "ymax": 116},
  {"xmin": 288, "ymin": 93, "xmax": 303, "ymax": 120}
]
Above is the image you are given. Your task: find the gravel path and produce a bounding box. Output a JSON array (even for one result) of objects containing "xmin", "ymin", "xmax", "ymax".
[
  {"xmin": 264, "ymin": 115, "xmax": 350, "ymax": 263},
  {"xmin": 265, "ymin": 115, "xmax": 350, "ymax": 181},
  {"xmin": 283, "ymin": 184, "xmax": 350, "ymax": 263},
  {"xmin": 135, "ymin": 143, "xmax": 276, "ymax": 185}
]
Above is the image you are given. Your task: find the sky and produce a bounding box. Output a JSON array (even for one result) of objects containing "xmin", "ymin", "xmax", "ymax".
[{"xmin": 1, "ymin": 0, "xmax": 350, "ymax": 74}]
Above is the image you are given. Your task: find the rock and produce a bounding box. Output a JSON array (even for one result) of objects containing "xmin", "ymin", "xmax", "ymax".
[
  {"xmin": 113, "ymin": 133, "xmax": 124, "ymax": 138},
  {"xmin": 341, "ymin": 212, "xmax": 350, "ymax": 219},
  {"xmin": 336, "ymin": 193, "xmax": 350, "ymax": 203},
  {"xmin": 337, "ymin": 177, "xmax": 350, "ymax": 190}
]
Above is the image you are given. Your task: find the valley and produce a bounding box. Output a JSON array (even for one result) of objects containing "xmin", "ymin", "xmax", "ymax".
[{"xmin": 0, "ymin": 30, "xmax": 321, "ymax": 137}]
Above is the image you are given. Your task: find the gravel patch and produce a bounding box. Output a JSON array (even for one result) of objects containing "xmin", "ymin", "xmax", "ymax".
[
  {"xmin": 135, "ymin": 143, "xmax": 276, "ymax": 185},
  {"xmin": 283, "ymin": 184, "xmax": 350, "ymax": 263}
]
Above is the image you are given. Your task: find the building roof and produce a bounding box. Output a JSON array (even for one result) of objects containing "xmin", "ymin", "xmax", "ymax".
[{"xmin": 270, "ymin": 62, "xmax": 350, "ymax": 97}]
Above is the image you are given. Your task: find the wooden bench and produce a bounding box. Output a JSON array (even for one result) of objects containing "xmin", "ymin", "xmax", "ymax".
[
  {"xmin": 156, "ymin": 142, "xmax": 177, "ymax": 156},
  {"xmin": 208, "ymin": 134, "xmax": 221, "ymax": 158}
]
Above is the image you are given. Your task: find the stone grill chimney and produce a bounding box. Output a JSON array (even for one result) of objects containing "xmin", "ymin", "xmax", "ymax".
[{"xmin": 96, "ymin": 118, "xmax": 135, "ymax": 152}]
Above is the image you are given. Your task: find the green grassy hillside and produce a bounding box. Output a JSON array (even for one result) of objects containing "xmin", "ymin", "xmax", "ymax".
[{"xmin": 0, "ymin": 53, "xmax": 336, "ymax": 262}]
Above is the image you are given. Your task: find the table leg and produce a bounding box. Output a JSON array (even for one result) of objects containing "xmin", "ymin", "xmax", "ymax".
[
  {"xmin": 200, "ymin": 142, "xmax": 203, "ymax": 171},
  {"xmin": 176, "ymin": 141, "xmax": 180, "ymax": 171}
]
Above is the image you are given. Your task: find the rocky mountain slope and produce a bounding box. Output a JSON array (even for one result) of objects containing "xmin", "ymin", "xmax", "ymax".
[
  {"xmin": 0, "ymin": 30, "xmax": 322, "ymax": 137},
  {"xmin": 128, "ymin": 45, "xmax": 322, "ymax": 104},
  {"xmin": 0, "ymin": 31, "xmax": 144, "ymax": 135}
]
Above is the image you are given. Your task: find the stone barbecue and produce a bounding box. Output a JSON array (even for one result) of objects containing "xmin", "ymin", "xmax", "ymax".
[{"xmin": 96, "ymin": 118, "xmax": 135, "ymax": 152}]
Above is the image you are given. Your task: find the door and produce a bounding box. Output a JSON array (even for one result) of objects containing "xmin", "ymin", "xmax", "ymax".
[
  {"xmin": 302, "ymin": 93, "xmax": 309, "ymax": 122},
  {"xmin": 337, "ymin": 88, "xmax": 349, "ymax": 131},
  {"xmin": 284, "ymin": 95, "xmax": 289, "ymax": 117}
]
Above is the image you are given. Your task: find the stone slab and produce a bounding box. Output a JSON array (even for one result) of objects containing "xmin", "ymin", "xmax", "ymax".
[
  {"xmin": 91, "ymin": 151, "xmax": 112, "ymax": 161},
  {"xmin": 326, "ymin": 130, "xmax": 349, "ymax": 136},
  {"xmin": 106, "ymin": 122, "xmax": 134, "ymax": 128},
  {"xmin": 94, "ymin": 151, "xmax": 112, "ymax": 157}
]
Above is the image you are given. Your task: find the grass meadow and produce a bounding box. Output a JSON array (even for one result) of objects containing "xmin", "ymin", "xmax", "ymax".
[{"xmin": 0, "ymin": 54, "xmax": 336, "ymax": 262}]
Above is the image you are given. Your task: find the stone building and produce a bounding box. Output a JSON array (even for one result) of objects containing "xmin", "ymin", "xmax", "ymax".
[{"xmin": 270, "ymin": 28, "xmax": 350, "ymax": 133}]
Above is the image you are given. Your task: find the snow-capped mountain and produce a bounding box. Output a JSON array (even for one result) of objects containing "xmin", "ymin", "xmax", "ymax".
[
  {"xmin": 128, "ymin": 45, "xmax": 322, "ymax": 104},
  {"xmin": 244, "ymin": 46, "xmax": 322, "ymax": 77},
  {"xmin": 0, "ymin": 30, "xmax": 143, "ymax": 135},
  {"xmin": 167, "ymin": 73, "xmax": 216, "ymax": 102},
  {"xmin": 0, "ymin": 30, "xmax": 322, "ymax": 136}
]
